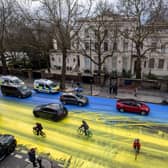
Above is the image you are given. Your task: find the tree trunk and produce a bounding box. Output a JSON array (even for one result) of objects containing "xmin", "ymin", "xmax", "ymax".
[
  {"xmin": 60, "ymin": 49, "xmax": 67, "ymax": 90},
  {"xmin": 97, "ymin": 48, "xmax": 101, "ymax": 85},
  {"xmin": 0, "ymin": 53, "xmax": 8, "ymax": 75},
  {"xmin": 135, "ymin": 57, "xmax": 141, "ymax": 79}
]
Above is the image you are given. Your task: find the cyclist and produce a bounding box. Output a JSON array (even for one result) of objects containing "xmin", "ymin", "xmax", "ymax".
[
  {"xmin": 33, "ymin": 122, "xmax": 43, "ymax": 136},
  {"xmin": 79, "ymin": 120, "xmax": 89, "ymax": 136},
  {"xmin": 133, "ymin": 138, "xmax": 141, "ymax": 160}
]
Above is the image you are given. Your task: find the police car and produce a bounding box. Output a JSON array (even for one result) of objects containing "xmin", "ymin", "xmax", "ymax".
[
  {"xmin": 34, "ymin": 79, "xmax": 60, "ymax": 93},
  {"xmin": 0, "ymin": 75, "xmax": 24, "ymax": 86}
]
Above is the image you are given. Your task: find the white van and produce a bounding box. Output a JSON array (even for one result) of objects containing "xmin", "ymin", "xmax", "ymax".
[
  {"xmin": 34, "ymin": 79, "xmax": 59, "ymax": 93},
  {"xmin": 0, "ymin": 75, "xmax": 24, "ymax": 86}
]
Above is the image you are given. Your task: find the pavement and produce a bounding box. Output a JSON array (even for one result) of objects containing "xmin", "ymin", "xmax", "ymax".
[
  {"xmin": 23, "ymin": 78, "xmax": 167, "ymax": 104},
  {"xmin": 64, "ymin": 82, "xmax": 166, "ymax": 104}
]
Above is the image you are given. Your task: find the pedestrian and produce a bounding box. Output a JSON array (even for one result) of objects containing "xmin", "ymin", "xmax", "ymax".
[
  {"xmin": 133, "ymin": 138, "xmax": 141, "ymax": 160},
  {"xmin": 28, "ymin": 148, "xmax": 37, "ymax": 167},
  {"xmin": 71, "ymin": 80, "xmax": 74, "ymax": 88},
  {"xmin": 113, "ymin": 81, "xmax": 118, "ymax": 96},
  {"xmin": 134, "ymin": 87, "xmax": 138, "ymax": 97},
  {"xmin": 37, "ymin": 156, "xmax": 43, "ymax": 168}
]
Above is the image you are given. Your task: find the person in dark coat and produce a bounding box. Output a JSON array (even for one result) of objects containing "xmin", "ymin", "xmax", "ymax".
[{"xmin": 28, "ymin": 148, "xmax": 37, "ymax": 167}]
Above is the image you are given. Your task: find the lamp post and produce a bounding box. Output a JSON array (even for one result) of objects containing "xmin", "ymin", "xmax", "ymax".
[{"xmin": 90, "ymin": 37, "xmax": 93, "ymax": 95}]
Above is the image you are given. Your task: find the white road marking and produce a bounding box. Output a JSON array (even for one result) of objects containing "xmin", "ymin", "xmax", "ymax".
[
  {"xmin": 14, "ymin": 154, "xmax": 23, "ymax": 159},
  {"xmin": 20, "ymin": 150, "xmax": 27, "ymax": 154}
]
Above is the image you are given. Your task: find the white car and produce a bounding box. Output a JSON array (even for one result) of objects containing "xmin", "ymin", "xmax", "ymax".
[
  {"xmin": 34, "ymin": 79, "xmax": 60, "ymax": 93},
  {"xmin": 0, "ymin": 75, "xmax": 24, "ymax": 86}
]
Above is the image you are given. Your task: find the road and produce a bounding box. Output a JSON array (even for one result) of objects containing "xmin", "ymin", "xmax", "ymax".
[
  {"xmin": 0, "ymin": 91, "xmax": 168, "ymax": 168},
  {"xmin": 1, "ymin": 91, "xmax": 168, "ymax": 123}
]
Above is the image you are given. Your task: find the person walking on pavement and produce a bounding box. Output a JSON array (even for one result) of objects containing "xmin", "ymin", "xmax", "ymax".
[
  {"xmin": 37, "ymin": 156, "xmax": 43, "ymax": 168},
  {"xmin": 134, "ymin": 87, "xmax": 138, "ymax": 97},
  {"xmin": 28, "ymin": 148, "xmax": 37, "ymax": 167}
]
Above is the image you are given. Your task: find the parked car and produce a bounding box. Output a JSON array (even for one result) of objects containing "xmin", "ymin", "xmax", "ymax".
[
  {"xmin": 0, "ymin": 134, "xmax": 17, "ymax": 161},
  {"xmin": 162, "ymin": 97, "xmax": 168, "ymax": 105},
  {"xmin": 1, "ymin": 84, "xmax": 32, "ymax": 98},
  {"xmin": 60, "ymin": 93, "xmax": 88, "ymax": 106},
  {"xmin": 33, "ymin": 103, "xmax": 68, "ymax": 121},
  {"xmin": 0, "ymin": 75, "xmax": 24, "ymax": 86},
  {"xmin": 116, "ymin": 99, "xmax": 150, "ymax": 115},
  {"xmin": 34, "ymin": 79, "xmax": 59, "ymax": 93}
]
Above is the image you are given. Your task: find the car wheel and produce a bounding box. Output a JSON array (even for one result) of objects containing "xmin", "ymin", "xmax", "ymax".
[
  {"xmin": 33, "ymin": 111, "xmax": 39, "ymax": 117},
  {"xmin": 119, "ymin": 108, "xmax": 124, "ymax": 112},
  {"xmin": 78, "ymin": 102, "xmax": 83, "ymax": 106},
  {"xmin": 0, "ymin": 154, "xmax": 6, "ymax": 161},
  {"xmin": 63, "ymin": 108, "xmax": 68, "ymax": 116},
  {"xmin": 141, "ymin": 111, "xmax": 147, "ymax": 115},
  {"xmin": 62, "ymin": 101, "xmax": 66, "ymax": 105},
  {"xmin": 7, "ymin": 143, "xmax": 16, "ymax": 154},
  {"xmin": 18, "ymin": 95, "xmax": 22, "ymax": 98}
]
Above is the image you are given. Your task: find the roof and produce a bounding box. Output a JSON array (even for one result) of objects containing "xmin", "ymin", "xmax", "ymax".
[
  {"xmin": 62, "ymin": 92, "xmax": 76, "ymax": 96},
  {"xmin": 34, "ymin": 79, "xmax": 54, "ymax": 85},
  {"xmin": 0, "ymin": 75, "xmax": 19, "ymax": 81}
]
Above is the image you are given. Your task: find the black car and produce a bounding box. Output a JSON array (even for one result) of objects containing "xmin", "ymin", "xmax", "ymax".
[
  {"xmin": 1, "ymin": 85, "xmax": 32, "ymax": 98},
  {"xmin": 33, "ymin": 103, "xmax": 68, "ymax": 121},
  {"xmin": 60, "ymin": 93, "xmax": 88, "ymax": 106},
  {"xmin": 0, "ymin": 134, "xmax": 17, "ymax": 161}
]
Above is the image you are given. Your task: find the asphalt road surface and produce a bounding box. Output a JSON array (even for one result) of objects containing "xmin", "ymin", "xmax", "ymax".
[{"xmin": 0, "ymin": 91, "xmax": 168, "ymax": 168}]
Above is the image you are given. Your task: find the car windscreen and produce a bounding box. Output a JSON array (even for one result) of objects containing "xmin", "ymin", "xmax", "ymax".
[
  {"xmin": 49, "ymin": 82, "xmax": 57, "ymax": 88},
  {"xmin": 76, "ymin": 94, "xmax": 85, "ymax": 99},
  {"xmin": 13, "ymin": 79, "xmax": 23, "ymax": 84},
  {"xmin": 46, "ymin": 104, "xmax": 61, "ymax": 110},
  {"xmin": 19, "ymin": 85, "xmax": 28, "ymax": 92}
]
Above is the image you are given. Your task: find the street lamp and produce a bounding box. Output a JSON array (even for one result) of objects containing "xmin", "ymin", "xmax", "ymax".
[{"xmin": 89, "ymin": 37, "xmax": 93, "ymax": 95}]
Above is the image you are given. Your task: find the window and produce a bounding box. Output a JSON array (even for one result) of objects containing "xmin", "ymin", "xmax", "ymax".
[
  {"xmin": 161, "ymin": 44, "xmax": 165, "ymax": 53},
  {"xmin": 58, "ymin": 57, "xmax": 61, "ymax": 63},
  {"xmin": 151, "ymin": 42, "xmax": 157, "ymax": 52},
  {"xmin": 73, "ymin": 58, "xmax": 76, "ymax": 62},
  {"xmin": 85, "ymin": 42, "xmax": 89, "ymax": 50},
  {"xmin": 104, "ymin": 29, "xmax": 108, "ymax": 36},
  {"xmin": 158, "ymin": 59, "xmax": 164, "ymax": 69},
  {"xmin": 52, "ymin": 57, "xmax": 55, "ymax": 61},
  {"xmin": 113, "ymin": 42, "xmax": 117, "ymax": 51},
  {"xmin": 84, "ymin": 57, "xmax": 90, "ymax": 68},
  {"xmin": 123, "ymin": 41, "xmax": 128, "ymax": 51},
  {"xmin": 149, "ymin": 58, "xmax": 155, "ymax": 68},
  {"xmin": 104, "ymin": 42, "xmax": 108, "ymax": 51},
  {"xmin": 144, "ymin": 61, "xmax": 146, "ymax": 68}
]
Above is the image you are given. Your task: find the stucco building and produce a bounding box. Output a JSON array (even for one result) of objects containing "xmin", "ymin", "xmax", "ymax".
[{"xmin": 49, "ymin": 13, "xmax": 168, "ymax": 79}]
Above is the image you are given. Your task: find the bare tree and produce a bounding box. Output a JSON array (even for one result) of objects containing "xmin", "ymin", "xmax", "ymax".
[
  {"xmin": 117, "ymin": 0, "xmax": 166, "ymax": 79},
  {"xmin": 0, "ymin": 0, "xmax": 18, "ymax": 74},
  {"xmin": 76, "ymin": 0, "xmax": 119, "ymax": 84},
  {"xmin": 39, "ymin": 0, "xmax": 92, "ymax": 89}
]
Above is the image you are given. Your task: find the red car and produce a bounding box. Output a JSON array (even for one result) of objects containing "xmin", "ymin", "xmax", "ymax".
[{"xmin": 116, "ymin": 99, "xmax": 150, "ymax": 115}]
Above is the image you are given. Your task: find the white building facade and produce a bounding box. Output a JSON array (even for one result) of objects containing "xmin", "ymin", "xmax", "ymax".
[{"xmin": 49, "ymin": 14, "xmax": 168, "ymax": 78}]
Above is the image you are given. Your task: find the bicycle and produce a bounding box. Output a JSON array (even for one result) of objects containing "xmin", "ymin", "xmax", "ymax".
[
  {"xmin": 33, "ymin": 127, "xmax": 46, "ymax": 138},
  {"xmin": 77, "ymin": 127, "xmax": 93, "ymax": 137}
]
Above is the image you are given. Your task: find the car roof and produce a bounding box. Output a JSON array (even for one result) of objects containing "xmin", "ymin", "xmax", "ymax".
[
  {"xmin": 118, "ymin": 99, "xmax": 138, "ymax": 102},
  {"xmin": 34, "ymin": 79, "xmax": 54, "ymax": 85},
  {"xmin": 0, "ymin": 75, "xmax": 20, "ymax": 81},
  {"xmin": 44, "ymin": 103, "xmax": 62, "ymax": 110},
  {"xmin": 62, "ymin": 92, "xmax": 76, "ymax": 96}
]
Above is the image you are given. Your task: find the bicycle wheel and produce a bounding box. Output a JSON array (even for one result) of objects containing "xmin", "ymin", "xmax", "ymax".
[
  {"xmin": 77, "ymin": 128, "xmax": 84, "ymax": 135},
  {"xmin": 40, "ymin": 131, "xmax": 46, "ymax": 138},
  {"xmin": 87, "ymin": 130, "xmax": 93, "ymax": 137},
  {"xmin": 33, "ymin": 128, "xmax": 38, "ymax": 135}
]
